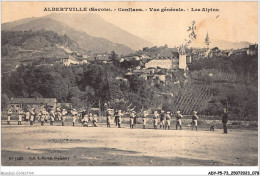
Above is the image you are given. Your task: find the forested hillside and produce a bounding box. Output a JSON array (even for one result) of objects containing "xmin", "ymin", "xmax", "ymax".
[
  {"xmin": 1, "ymin": 30, "xmax": 83, "ymax": 73},
  {"xmin": 187, "ymin": 54, "xmax": 258, "ymax": 120}
]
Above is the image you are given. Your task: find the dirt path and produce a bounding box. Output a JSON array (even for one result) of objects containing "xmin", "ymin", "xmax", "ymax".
[{"xmin": 1, "ymin": 122, "xmax": 258, "ymax": 166}]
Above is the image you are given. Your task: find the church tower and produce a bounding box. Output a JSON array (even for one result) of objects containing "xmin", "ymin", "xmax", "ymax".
[
  {"xmin": 179, "ymin": 44, "xmax": 187, "ymax": 70},
  {"xmin": 205, "ymin": 32, "xmax": 210, "ymax": 49}
]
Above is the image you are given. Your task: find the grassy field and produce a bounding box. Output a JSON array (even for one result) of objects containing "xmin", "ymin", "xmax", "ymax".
[{"xmin": 1, "ymin": 121, "xmax": 258, "ymax": 166}]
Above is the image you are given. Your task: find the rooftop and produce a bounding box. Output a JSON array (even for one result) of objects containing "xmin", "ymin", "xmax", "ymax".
[{"xmin": 10, "ymin": 98, "xmax": 57, "ymax": 106}]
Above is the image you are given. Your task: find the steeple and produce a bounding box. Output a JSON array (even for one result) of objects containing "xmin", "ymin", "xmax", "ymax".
[
  {"xmin": 178, "ymin": 44, "xmax": 187, "ymax": 70},
  {"xmin": 205, "ymin": 32, "xmax": 210, "ymax": 49}
]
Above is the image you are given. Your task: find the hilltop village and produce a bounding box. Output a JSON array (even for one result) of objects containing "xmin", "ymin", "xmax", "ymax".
[{"xmin": 60, "ymin": 42, "xmax": 258, "ymax": 85}]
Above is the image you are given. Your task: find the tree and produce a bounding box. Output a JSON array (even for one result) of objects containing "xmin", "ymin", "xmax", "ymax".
[{"xmin": 1, "ymin": 94, "xmax": 9, "ymax": 110}]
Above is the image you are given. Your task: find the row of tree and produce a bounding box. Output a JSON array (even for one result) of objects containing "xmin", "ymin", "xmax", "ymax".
[{"xmin": 1, "ymin": 59, "xmax": 154, "ymax": 112}]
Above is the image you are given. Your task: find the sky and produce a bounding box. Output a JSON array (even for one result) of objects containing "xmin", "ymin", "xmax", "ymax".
[{"xmin": 1, "ymin": 1, "xmax": 258, "ymax": 47}]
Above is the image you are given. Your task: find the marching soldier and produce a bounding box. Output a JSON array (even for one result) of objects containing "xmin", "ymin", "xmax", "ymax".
[
  {"xmin": 57, "ymin": 111, "xmax": 62, "ymax": 122},
  {"xmin": 77, "ymin": 111, "xmax": 82, "ymax": 126},
  {"xmin": 44, "ymin": 109, "xmax": 49, "ymax": 123},
  {"xmin": 37, "ymin": 110, "xmax": 41, "ymax": 122},
  {"xmin": 142, "ymin": 111, "xmax": 148, "ymax": 129},
  {"xmin": 176, "ymin": 110, "xmax": 183, "ymax": 130},
  {"xmin": 222, "ymin": 108, "xmax": 228, "ymax": 134},
  {"xmin": 61, "ymin": 115, "xmax": 65, "ymax": 126},
  {"xmin": 192, "ymin": 111, "xmax": 199, "ymax": 130},
  {"xmin": 71, "ymin": 108, "xmax": 78, "ymax": 126},
  {"xmin": 133, "ymin": 111, "xmax": 138, "ymax": 128},
  {"xmin": 107, "ymin": 110, "xmax": 112, "ymax": 128},
  {"xmin": 160, "ymin": 110, "xmax": 165, "ymax": 129},
  {"xmin": 83, "ymin": 113, "xmax": 89, "ymax": 127},
  {"xmin": 7, "ymin": 108, "xmax": 12, "ymax": 125},
  {"xmin": 40, "ymin": 110, "xmax": 45, "ymax": 126},
  {"xmin": 25, "ymin": 110, "xmax": 30, "ymax": 122},
  {"xmin": 165, "ymin": 111, "xmax": 171, "ymax": 130},
  {"xmin": 153, "ymin": 111, "xmax": 159, "ymax": 129},
  {"xmin": 89, "ymin": 113, "xmax": 93, "ymax": 125},
  {"xmin": 61, "ymin": 109, "xmax": 67, "ymax": 126},
  {"xmin": 30, "ymin": 108, "xmax": 35, "ymax": 126},
  {"xmin": 114, "ymin": 110, "xmax": 119, "ymax": 126},
  {"xmin": 18, "ymin": 108, "xmax": 23, "ymax": 125},
  {"xmin": 81, "ymin": 110, "xmax": 87, "ymax": 124},
  {"xmin": 57, "ymin": 108, "xmax": 61, "ymax": 122},
  {"xmin": 129, "ymin": 110, "xmax": 135, "ymax": 129},
  {"xmin": 50, "ymin": 109, "xmax": 55, "ymax": 126},
  {"xmin": 92, "ymin": 114, "xmax": 98, "ymax": 127},
  {"xmin": 117, "ymin": 110, "xmax": 122, "ymax": 128}
]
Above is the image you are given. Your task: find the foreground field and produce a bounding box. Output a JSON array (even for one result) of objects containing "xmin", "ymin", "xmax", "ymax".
[{"xmin": 1, "ymin": 122, "xmax": 258, "ymax": 166}]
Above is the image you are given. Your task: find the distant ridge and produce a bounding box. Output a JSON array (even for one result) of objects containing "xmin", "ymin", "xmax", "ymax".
[
  {"xmin": 46, "ymin": 13, "xmax": 153, "ymax": 50},
  {"xmin": 2, "ymin": 17, "xmax": 133, "ymax": 55}
]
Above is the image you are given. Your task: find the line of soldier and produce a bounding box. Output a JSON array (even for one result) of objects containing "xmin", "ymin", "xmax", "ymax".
[
  {"xmin": 125, "ymin": 109, "xmax": 199, "ymax": 130},
  {"xmin": 6, "ymin": 107, "xmax": 100, "ymax": 127},
  {"xmin": 7, "ymin": 107, "xmax": 66, "ymax": 126},
  {"xmin": 6, "ymin": 107, "xmax": 199, "ymax": 130}
]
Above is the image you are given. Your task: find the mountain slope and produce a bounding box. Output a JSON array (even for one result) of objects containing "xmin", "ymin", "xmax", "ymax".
[
  {"xmin": 46, "ymin": 13, "xmax": 153, "ymax": 50},
  {"xmin": 210, "ymin": 39, "xmax": 252, "ymax": 50},
  {"xmin": 2, "ymin": 17, "xmax": 36, "ymax": 31},
  {"xmin": 2, "ymin": 18, "xmax": 133, "ymax": 55},
  {"xmin": 2, "ymin": 30, "xmax": 81, "ymax": 72},
  {"xmin": 190, "ymin": 38, "xmax": 252, "ymax": 50}
]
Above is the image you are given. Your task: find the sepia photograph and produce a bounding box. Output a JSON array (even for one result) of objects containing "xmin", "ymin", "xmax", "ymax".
[{"xmin": 0, "ymin": 1, "xmax": 259, "ymax": 174}]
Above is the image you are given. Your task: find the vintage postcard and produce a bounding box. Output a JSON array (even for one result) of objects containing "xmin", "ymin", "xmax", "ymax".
[{"xmin": 1, "ymin": 1, "xmax": 259, "ymax": 175}]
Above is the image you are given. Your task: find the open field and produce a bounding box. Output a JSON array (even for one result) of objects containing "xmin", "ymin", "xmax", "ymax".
[{"xmin": 1, "ymin": 121, "xmax": 258, "ymax": 166}]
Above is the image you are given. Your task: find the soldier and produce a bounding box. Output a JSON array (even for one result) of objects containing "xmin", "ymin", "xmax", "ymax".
[
  {"xmin": 37, "ymin": 110, "xmax": 41, "ymax": 122},
  {"xmin": 81, "ymin": 110, "xmax": 87, "ymax": 124},
  {"xmin": 114, "ymin": 110, "xmax": 119, "ymax": 126},
  {"xmin": 153, "ymin": 111, "xmax": 159, "ymax": 129},
  {"xmin": 61, "ymin": 115, "xmax": 65, "ymax": 126},
  {"xmin": 50, "ymin": 109, "xmax": 55, "ymax": 126},
  {"xmin": 165, "ymin": 111, "xmax": 171, "ymax": 130},
  {"xmin": 57, "ymin": 111, "xmax": 62, "ymax": 123},
  {"xmin": 117, "ymin": 110, "xmax": 122, "ymax": 128},
  {"xmin": 71, "ymin": 108, "xmax": 78, "ymax": 126},
  {"xmin": 30, "ymin": 108, "xmax": 35, "ymax": 126},
  {"xmin": 129, "ymin": 110, "xmax": 135, "ymax": 129},
  {"xmin": 40, "ymin": 110, "xmax": 45, "ymax": 126},
  {"xmin": 160, "ymin": 110, "xmax": 165, "ymax": 129},
  {"xmin": 107, "ymin": 110, "xmax": 112, "ymax": 128},
  {"xmin": 176, "ymin": 110, "xmax": 183, "ymax": 130},
  {"xmin": 7, "ymin": 108, "xmax": 12, "ymax": 125},
  {"xmin": 83, "ymin": 113, "xmax": 89, "ymax": 127},
  {"xmin": 89, "ymin": 113, "xmax": 93, "ymax": 125},
  {"xmin": 18, "ymin": 108, "xmax": 23, "ymax": 125},
  {"xmin": 25, "ymin": 110, "xmax": 30, "ymax": 122},
  {"xmin": 44, "ymin": 109, "xmax": 49, "ymax": 123},
  {"xmin": 61, "ymin": 109, "xmax": 67, "ymax": 126},
  {"xmin": 192, "ymin": 111, "xmax": 199, "ymax": 130},
  {"xmin": 133, "ymin": 111, "xmax": 138, "ymax": 128},
  {"xmin": 33, "ymin": 109, "xmax": 37, "ymax": 124},
  {"xmin": 92, "ymin": 114, "xmax": 98, "ymax": 127},
  {"xmin": 222, "ymin": 108, "xmax": 228, "ymax": 134},
  {"xmin": 77, "ymin": 111, "xmax": 82, "ymax": 126},
  {"xmin": 57, "ymin": 108, "xmax": 62, "ymax": 122},
  {"xmin": 142, "ymin": 111, "xmax": 148, "ymax": 129}
]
